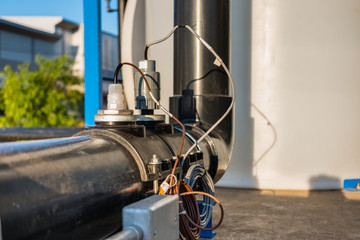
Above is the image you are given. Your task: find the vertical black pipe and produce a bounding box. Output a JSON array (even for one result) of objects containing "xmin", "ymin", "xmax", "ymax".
[
  {"xmin": 171, "ymin": 0, "xmax": 232, "ymax": 182},
  {"xmin": 174, "ymin": 0, "xmax": 229, "ymax": 96}
]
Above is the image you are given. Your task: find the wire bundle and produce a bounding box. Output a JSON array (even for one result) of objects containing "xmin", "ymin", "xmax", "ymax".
[
  {"xmin": 114, "ymin": 24, "xmax": 233, "ymax": 239},
  {"xmin": 179, "ymin": 187, "xmax": 224, "ymax": 240},
  {"xmin": 178, "ymin": 181, "xmax": 201, "ymax": 240},
  {"xmin": 145, "ymin": 24, "xmax": 236, "ymax": 165},
  {"xmin": 144, "ymin": 26, "xmax": 231, "ymax": 238},
  {"xmin": 184, "ymin": 164, "xmax": 215, "ymax": 227},
  {"xmin": 113, "ymin": 62, "xmax": 185, "ymax": 194}
]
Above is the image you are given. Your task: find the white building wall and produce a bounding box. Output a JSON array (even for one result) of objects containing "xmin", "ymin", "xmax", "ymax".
[{"xmin": 72, "ymin": 24, "xmax": 84, "ymax": 77}]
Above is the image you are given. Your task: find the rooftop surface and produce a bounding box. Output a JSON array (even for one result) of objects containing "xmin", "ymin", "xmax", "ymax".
[{"xmin": 213, "ymin": 188, "xmax": 360, "ymax": 239}]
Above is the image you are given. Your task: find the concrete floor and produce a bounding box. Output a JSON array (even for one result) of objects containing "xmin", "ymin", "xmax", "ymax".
[{"xmin": 211, "ymin": 188, "xmax": 360, "ymax": 240}]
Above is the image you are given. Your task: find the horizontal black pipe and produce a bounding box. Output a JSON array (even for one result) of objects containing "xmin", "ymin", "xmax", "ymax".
[
  {"xmin": 0, "ymin": 135, "xmax": 143, "ymax": 240},
  {"xmin": 0, "ymin": 126, "xmax": 213, "ymax": 240},
  {"xmin": 0, "ymin": 127, "xmax": 83, "ymax": 142}
]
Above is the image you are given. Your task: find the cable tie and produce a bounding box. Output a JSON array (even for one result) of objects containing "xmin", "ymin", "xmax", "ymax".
[
  {"xmin": 213, "ymin": 58, "xmax": 221, "ymax": 67},
  {"xmin": 179, "ymin": 210, "xmax": 187, "ymax": 215},
  {"xmin": 200, "ymin": 203, "xmax": 214, "ymax": 208}
]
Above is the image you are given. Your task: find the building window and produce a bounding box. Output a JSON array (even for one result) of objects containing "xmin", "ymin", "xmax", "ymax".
[
  {"xmin": 34, "ymin": 39, "xmax": 61, "ymax": 59},
  {"xmin": 0, "ymin": 30, "xmax": 32, "ymax": 62}
]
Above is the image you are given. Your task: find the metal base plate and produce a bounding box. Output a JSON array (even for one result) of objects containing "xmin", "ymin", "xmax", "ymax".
[{"xmin": 95, "ymin": 109, "xmax": 165, "ymax": 124}]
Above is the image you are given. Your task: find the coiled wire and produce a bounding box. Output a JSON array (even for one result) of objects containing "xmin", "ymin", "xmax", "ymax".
[
  {"xmin": 184, "ymin": 164, "xmax": 215, "ymax": 227},
  {"xmin": 179, "ymin": 181, "xmax": 201, "ymax": 240}
]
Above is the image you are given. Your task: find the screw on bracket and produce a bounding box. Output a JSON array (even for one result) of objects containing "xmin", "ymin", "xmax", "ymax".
[{"xmin": 147, "ymin": 154, "xmax": 162, "ymax": 194}]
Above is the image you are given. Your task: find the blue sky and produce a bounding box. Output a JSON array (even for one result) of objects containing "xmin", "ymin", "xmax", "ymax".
[{"xmin": 0, "ymin": 0, "xmax": 118, "ymax": 35}]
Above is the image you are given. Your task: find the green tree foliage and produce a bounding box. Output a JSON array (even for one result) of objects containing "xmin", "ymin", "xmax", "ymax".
[{"xmin": 0, "ymin": 55, "xmax": 83, "ymax": 127}]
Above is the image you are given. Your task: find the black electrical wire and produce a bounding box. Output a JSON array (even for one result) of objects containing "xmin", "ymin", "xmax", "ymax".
[
  {"xmin": 138, "ymin": 74, "xmax": 159, "ymax": 96},
  {"xmin": 144, "ymin": 45, "xmax": 149, "ymax": 60},
  {"xmin": 113, "ymin": 63, "xmax": 123, "ymax": 84},
  {"xmin": 185, "ymin": 69, "xmax": 226, "ymax": 91}
]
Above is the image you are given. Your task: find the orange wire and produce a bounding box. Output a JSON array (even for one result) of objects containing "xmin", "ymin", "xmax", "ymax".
[
  {"xmin": 122, "ymin": 62, "xmax": 151, "ymax": 91},
  {"xmin": 169, "ymin": 117, "xmax": 185, "ymax": 194},
  {"xmin": 180, "ymin": 191, "xmax": 221, "ymax": 205},
  {"xmin": 121, "ymin": 62, "xmax": 186, "ymax": 188},
  {"xmin": 171, "ymin": 116, "xmax": 185, "ymax": 174},
  {"xmin": 121, "ymin": 62, "xmax": 223, "ymax": 232}
]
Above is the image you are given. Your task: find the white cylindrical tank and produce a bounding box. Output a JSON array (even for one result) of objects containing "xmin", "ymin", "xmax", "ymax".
[{"xmin": 220, "ymin": 0, "xmax": 360, "ymax": 189}]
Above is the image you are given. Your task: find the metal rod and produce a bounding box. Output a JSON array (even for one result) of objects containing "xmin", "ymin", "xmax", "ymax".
[
  {"xmin": 153, "ymin": 180, "xmax": 159, "ymax": 194},
  {"xmin": 105, "ymin": 226, "xmax": 143, "ymax": 240},
  {"xmin": 105, "ymin": 226, "xmax": 142, "ymax": 240}
]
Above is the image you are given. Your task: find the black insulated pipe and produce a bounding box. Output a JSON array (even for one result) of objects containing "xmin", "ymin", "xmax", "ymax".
[
  {"xmin": 171, "ymin": 0, "xmax": 233, "ymax": 182},
  {"xmin": 0, "ymin": 126, "xmax": 213, "ymax": 240},
  {"xmin": 0, "ymin": 1, "xmax": 233, "ymax": 239},
  {"xmin": 173, "ymin": 0, "xmax": 230, "ymax": 96},
  {"xmin": 0, "ymin": 134, "xmax": 143, "ymax": 240}
]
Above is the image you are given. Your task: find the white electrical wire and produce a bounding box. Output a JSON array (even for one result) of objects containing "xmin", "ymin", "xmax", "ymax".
[
  {"xmin": 145, "ymin": 26, "xmax": 180, "ymax": 58},
  {"xmin": 181, "ymin": 25, "xmax": 235, "ymax": 161},
  {"xmin": 149, "ymin": 91, "xmax": 173, "ymax": 118},
  {"xmin": 145, "ymin": 25, "xmax": 236, "ymax": 163}
]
